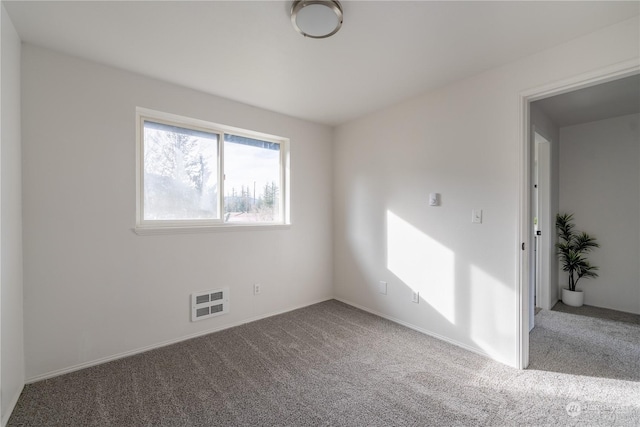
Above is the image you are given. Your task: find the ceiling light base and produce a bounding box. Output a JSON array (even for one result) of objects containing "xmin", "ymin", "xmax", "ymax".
[{"xmin": 291, "ymin": 0, "xmax": 343, "ymax": 39}]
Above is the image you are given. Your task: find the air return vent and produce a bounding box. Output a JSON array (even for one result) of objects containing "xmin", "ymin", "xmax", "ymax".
[{"xmin": 191, "ymin": 288, "xmax": 229, "ymax": 322}]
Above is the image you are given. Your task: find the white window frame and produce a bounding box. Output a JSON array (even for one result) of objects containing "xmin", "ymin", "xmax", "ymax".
[{"xmin": 135, "ymin": 107, "xmax": 290, "ymax": 235}]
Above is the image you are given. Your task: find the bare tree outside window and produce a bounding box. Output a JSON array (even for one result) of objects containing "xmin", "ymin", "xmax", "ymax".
[{"xmin": 143, "ymin": 121, "xmax": 219, "ymax": 220}]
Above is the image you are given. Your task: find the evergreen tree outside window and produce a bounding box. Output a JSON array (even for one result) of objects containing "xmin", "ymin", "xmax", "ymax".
[{"xmin": 223, "ymin": 134, "xmax": 280, "ymax": 223}]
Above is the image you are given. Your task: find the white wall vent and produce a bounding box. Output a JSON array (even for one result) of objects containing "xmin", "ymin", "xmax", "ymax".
[{"xmin": 191, "ymin": 288, "xmax": 229, "ymax": 322}]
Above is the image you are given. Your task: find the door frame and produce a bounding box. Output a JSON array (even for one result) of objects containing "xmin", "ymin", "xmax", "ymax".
[
  {"xmin": 529, "ymin": 130, "xmax": 551, "ymax": 332},
  {"xmin": 516, "ymin": 59, "xmax": 640, "ymax": 370}
]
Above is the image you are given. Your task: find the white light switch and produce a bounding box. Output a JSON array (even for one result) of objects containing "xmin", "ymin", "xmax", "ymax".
[
  {"xmin": 429, "ymin": 193, "xmax": 440, "ymax": 206},
  {"xmin": 411, "ymin": 291, "xmax": 419, "ymax": 303},
  {"xmin": 379, "ymin": 281, "xmax": 387, "ymax": 295},
  {"xmin": 472, "ymin": 209, "xmax": 482, "ymax": 224}
]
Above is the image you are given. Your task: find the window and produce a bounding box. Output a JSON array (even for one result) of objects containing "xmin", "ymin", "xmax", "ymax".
[{"xmin": 136, "ymin": 108, "xmax": 289, "ymax": 232}]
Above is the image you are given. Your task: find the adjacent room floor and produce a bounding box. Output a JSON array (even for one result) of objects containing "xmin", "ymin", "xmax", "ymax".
[
  {"xmin": 551, "ymin": 301, "xmax": 640, "ymax": 325},
  {"xmin": 8, "ymin": 300, "xmax": 640, "ymax": 426}
]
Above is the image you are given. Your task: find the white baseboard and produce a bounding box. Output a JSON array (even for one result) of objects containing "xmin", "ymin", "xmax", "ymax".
[
  {"xmin": 2, "ymin": 383, "xmax": 24, "ymax": 427},
  {"xmin": 26, "ymin": 297, "xmax": 333, "ymax": 384},
  {"xmin": 335, "ymin": 297, "xmax": 493, "ymax": 362}
]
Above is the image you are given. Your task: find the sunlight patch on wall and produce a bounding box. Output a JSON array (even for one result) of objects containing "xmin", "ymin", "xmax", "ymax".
[
  {"xmin": 386, "ymin": 210, "xmax": 455, "ymax": 323},
  {"xmin": 469, "ymin": 264, "xmax": 513, "ymax": 365}
]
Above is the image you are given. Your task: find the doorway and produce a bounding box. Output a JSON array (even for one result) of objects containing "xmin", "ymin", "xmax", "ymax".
[{"xmin": 518, "ymin": 62, "xmax": 640, "ymax": 369}]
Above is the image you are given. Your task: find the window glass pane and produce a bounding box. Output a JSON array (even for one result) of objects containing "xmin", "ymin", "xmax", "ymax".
[
  {"xmin": 223, "ymin": 134, "xmax": 280, "ymax": 223},
  {"xmin": 143, "ymin": 120, "xmax": 219, "ymax": 220}
]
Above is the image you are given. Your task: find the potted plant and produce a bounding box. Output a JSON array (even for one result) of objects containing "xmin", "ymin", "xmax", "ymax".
[{"xmin": 556, "ymin": 213, "xmax": 600, "ymax": 307}]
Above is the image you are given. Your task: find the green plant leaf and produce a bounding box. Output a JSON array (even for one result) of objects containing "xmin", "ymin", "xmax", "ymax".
[{"xmin": 555, "ymin": 213, "xmax": 599, "ymax": 291}]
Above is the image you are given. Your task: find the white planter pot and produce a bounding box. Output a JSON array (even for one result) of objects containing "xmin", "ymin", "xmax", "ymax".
[{"xmin": 562, "ymin": 288, "xmax": 584, "ymax": 307}]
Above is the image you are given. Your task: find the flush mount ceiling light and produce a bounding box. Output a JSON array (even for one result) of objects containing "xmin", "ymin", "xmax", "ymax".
[{"xmin": 291, "ymin": 0, "xmax": 343, "ymax": 39}]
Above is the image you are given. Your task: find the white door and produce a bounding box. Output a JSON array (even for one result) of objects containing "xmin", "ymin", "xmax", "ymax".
[{"xmin": 535, "ymin": 133, "xmax": 552, "ymax": 309}]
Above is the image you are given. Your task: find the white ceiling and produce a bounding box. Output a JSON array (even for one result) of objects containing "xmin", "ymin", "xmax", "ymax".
[
  {"xmin": 4, "ymin": 1, "xmax": 640, "ymax": 126},
  {"xmin": 533, "ymin": 74, "xmax": 640, "ymax": 128}
]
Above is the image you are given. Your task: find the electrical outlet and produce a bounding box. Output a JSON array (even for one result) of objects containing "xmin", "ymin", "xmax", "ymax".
[
  {"xmin": 379, "ymin": 281, "xmax": 387, "ymax": 295},
  {"xmin": 411, "ymin": 291, "xmax": 419, "ymax": 304},
  {"xmin": 253, "ymin": 283, "xmax": 261, "ymax": 295}
]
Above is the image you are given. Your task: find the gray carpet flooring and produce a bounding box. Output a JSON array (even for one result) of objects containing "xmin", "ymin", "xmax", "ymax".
[
  {"xmin": 551, "ymin": 301, "xmax": 640, "ymax": 325},
  {"xmin": 8, "ymin": 300, "xmax": 640, "ymax": 426}
]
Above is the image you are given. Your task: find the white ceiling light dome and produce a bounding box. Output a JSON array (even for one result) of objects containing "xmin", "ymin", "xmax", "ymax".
[{"xmin": 291, "ymin": 0, "xmax": 343, "ymax": 39}]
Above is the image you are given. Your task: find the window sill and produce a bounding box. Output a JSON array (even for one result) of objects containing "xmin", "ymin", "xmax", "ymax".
[{"xmin": 134, "ymin": 223, "xmax": 291, "ymax": 236}]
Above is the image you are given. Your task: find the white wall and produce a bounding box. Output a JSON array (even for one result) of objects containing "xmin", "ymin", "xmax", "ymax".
[
  {"xmin": 21, "ymin": 45, "xmax": 334, "ymax": 381},
  {"xmin": 333, "ymin": 17, "xmax": 639, "ymax": 367},
  {"xmin": 559, "ymin": 113, "xmax": 640, "ymax": 314},
  {"xmin": 1, "ymin": 5, "xmax": 25, "ymax": 425}
]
